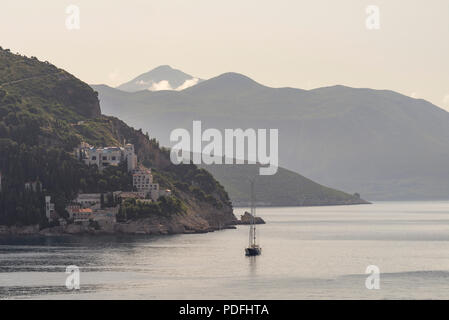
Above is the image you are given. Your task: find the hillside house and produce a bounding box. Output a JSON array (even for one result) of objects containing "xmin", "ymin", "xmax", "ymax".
[
  {"xmin": 75, "ymin": 193, "xmax": 102, "ymax": 210},
  {"xmin": 132, "ymin": 167, "xmax": 171, "ymax": 200},
  {"xmin": 45, "ymin": 196, "xmax": 56, "ymax": 221},
  {"xmin": 75, "ymin": 142, "xmax": 137, "ymax": 172}
]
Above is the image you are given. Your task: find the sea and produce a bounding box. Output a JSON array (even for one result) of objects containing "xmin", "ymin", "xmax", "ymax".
[{"xmin": 2, "ymin": 202, "xmax": 449, "ymax": 299}]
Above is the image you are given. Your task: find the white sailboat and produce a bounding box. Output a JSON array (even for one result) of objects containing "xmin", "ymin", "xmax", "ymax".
[{"xmin": 245, "ymin": 180, "xmax": 262, "ymax": 256}]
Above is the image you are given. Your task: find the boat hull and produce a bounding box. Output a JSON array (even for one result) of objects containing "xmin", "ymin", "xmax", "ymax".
[{"xmin": 245, "ymin": 247, "xmax": 262, "ymax": 256}]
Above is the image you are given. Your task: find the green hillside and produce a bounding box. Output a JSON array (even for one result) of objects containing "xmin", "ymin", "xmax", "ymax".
[
  {"xmin": 200, "ymin": 163, "xmax": 368, "ymax": 206},
  {"xmin": 0, "ymin": 47, "xmax": 234, "ymax": 227}
]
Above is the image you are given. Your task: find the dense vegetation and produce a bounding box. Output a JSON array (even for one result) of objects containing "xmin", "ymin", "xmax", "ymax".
[
  {"xmin": 0, "ymin": 139, "xmax": 134, "ymax": 225},
  {"xmin": 117, "ymin": 196, "xmax": 186, "ymax": 221},
  {"xmin": 0, "ymin": 47, "xmax": 231, "ymax": 226}
]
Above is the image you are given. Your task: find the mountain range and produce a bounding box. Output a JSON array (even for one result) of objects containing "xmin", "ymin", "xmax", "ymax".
[{"xmin": 92, "ymin": 67, "xmax": 449, "ymax": 201}]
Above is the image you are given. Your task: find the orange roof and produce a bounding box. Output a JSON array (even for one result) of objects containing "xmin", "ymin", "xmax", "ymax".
[{"xmin": 79, "ymin": 208, "xmax": 93, "ymax": 213}]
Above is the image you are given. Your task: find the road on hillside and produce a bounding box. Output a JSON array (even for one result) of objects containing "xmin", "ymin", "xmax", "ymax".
[{"xmin": 0, "ymin": 71, "xmax": 65, "ymax": 89}]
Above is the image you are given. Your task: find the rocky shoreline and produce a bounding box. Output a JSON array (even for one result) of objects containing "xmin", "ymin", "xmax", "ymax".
[
  {"xmin": 0, "ymin": 219, "xmax": 237, "ymax": 237},
  {"xmin": 0, "ymin": 204, "xmax": 277, "ymax": 237},
  {"xmin": 235, "ymin": 211, "xmax": 266, "ymax": 225},
  {"xmin": 0, "ymin": 207, "xmax": 239, "ymax": 237}
]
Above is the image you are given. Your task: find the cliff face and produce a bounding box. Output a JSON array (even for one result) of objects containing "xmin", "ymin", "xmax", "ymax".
[{"xmin": 51, "ymin": 72, "xmax": 102, "ymax": 118}]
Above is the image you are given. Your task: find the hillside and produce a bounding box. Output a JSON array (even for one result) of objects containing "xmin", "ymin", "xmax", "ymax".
[
  {"xmin": 0, "ymin": 47, "xmax": 236, "ymax": 231},
  {"xmin": 93, "ymin": 72, "xmax": 449, "ymax": 200},
  {"xmin": 199, "ymin": 162, "xmax": 368, "ymax": 206}
]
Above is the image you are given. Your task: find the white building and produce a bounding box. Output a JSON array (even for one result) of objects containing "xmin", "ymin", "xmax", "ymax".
[
  {"xmin": 45, "ymin": 196, "xmax": 56, "ymax": 221},
  {"xmin": 75, "ymin": 143, "xmax": 137, "ymax": 172},
  {"xmin": 133, "ymin": 168, "xmax": 152, "ymax": 191},
  {"xmin": 75, "ymin": 193, "xmax": 102, "ymax": 209},
  {"xmin": 92, "ymin": 206, "xmax": 119, "ymax": 223},
  {"xmin": 124, "ymin": 144, "xmax": 138, "ymax": 172},
  {"xmin": 72, "ymin": 208, "xmax": 93, "ymax": 223},
  {"xmin": 66, "ymin": 202, "xmax": 118, "ymax": 223},
  {"xmin": 25, "ymin": 180, "xmax": 42, "ymax": 192},
  {"xmin": 132, "ymin": 168, "xmax": 161, "ymax": 200},
  {"xmin": 66, "ymin": 204, "xmax": 81, "ymax": 218}
]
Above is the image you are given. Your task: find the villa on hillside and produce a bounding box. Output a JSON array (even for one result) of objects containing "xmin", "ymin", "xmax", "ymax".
[
  {"xmin": 45, "ymin": 196, "xmax": 56, "ymax": 220},
  {"xmin": 74, "ymin": 142, "xmax": 171, "ymax": 200},
  {"xmin": 132, "ymin": 167, "xmax": 161, "ymax": 200},
  {"xmin": 66, "ymin": 204, "xmax": 119, "ymax": 223},
  {"xmin": 75, "ymin": 193, "xmax": 102, "ymax": 209},
  {"xmin": 62, "ymin": 142, "xmax": 172, "ymax": 224},
  {"xmin": 74, "ymin": 142, "xmax": 137, "ymax": 172}
]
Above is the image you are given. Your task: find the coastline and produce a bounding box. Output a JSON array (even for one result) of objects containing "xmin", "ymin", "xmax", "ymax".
[
  {"xmin": 0, "ymin": 202, "xmax": 239, "ymax": 237},
  {"xmin": 0, "ymin": 203, "xmax": 375, "ymax": 237},
  {"xmin": 232, "ymin": 200, "xmax": 371, "ymax": 208},
  {"xmin": 0, "ymin": 219, "xmax": 237, "ymax": 237}
]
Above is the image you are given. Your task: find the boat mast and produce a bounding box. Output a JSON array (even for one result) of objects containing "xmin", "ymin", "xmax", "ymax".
[{"xmin": 250, "ymin": 179, "xmax": 257, "ymax": 247}]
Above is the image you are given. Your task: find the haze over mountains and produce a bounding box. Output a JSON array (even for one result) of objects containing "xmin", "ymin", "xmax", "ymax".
[
  {"xmin": 116, "ymin": 65, "xmax": 203, "ymax": 92},
  {"xmin": 197, "ymin": 162, "xmax": 368, "ymax": 206},
  {"xmin": 92, "ymin": 67, "xmax": 449, "ymax": 201}
]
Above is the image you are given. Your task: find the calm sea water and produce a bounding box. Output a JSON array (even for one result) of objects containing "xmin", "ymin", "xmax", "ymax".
[{"xmin": 2, "ymin": 202, "xmax": 449, "ymax": 299}]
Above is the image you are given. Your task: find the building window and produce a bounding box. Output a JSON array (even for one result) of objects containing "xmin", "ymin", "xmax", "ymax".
[
  {"xmin": 112, "ymin": 156, "xmax": 116, "ymax": 161},
  {"xmin": 103, "ymin": 156, "xmax": 107, "ymax": 161},
  {"xmin": 92, "ymin": 156, "xmax": 96, "ymax": 160}
]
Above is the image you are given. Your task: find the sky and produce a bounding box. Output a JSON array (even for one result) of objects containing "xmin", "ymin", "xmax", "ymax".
[{"xmin": 1, "ymin": 0, "xmax": 449, "ymax": 109}]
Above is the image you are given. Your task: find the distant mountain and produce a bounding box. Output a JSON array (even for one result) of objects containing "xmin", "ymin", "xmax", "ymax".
[
  {"xmin": 116, "ymin": 65, "xmax": 203, "ymax": 92},
  {"xmin": 198, "ymin": 162, "xmax": 368, "ymax": 207},
  {"xmin": 92, "ymin": 72, "xmax": 449, "ymax": 200}
]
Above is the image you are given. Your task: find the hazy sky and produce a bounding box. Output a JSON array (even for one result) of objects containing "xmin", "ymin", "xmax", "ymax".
[{"xmin": 1, "ymin": 0, "xmax": 449, "ymax": 109}]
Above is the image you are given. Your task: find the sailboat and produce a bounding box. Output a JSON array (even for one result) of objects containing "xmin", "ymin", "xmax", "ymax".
[{"xmin": 245, "ymin": 180, "xmax": 262, "ymax": 256}]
